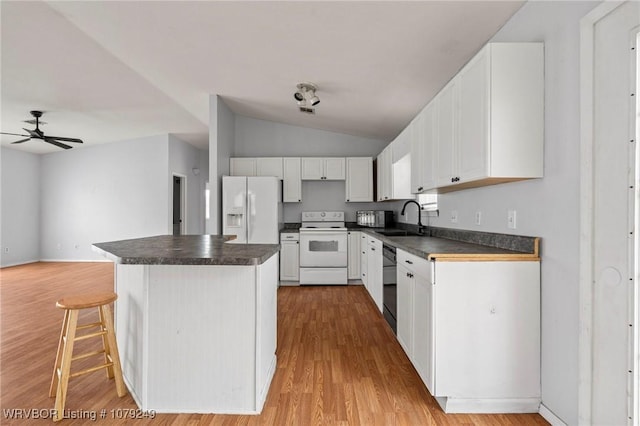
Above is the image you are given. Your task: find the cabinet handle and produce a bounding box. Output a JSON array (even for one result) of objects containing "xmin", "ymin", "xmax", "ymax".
[
  {"xmin": 451, "ymin": 177, "xmax": 455, "ymax": 183},
  {"xmin": 371, "ymin": 248, "xmax": 375, "ymax": 251},
  {"xmin": 418, "ymin": 186, "xmax": 423, "ymax": 191},
  {"xmin": 347, "ymin": 199, "xmax": 350, "ymax": 202},
  {"xmin": 405, "ymin": 260, "xmax": 413, "ymax": 264}
]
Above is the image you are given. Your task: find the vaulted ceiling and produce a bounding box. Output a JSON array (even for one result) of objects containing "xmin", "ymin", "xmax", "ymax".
[{"xmin": 1, "ymin": 1, "xmax": 524, "ymax": 154}]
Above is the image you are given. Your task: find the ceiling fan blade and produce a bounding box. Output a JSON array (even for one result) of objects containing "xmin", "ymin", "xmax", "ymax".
[
  {"xmin": 0, "ymin": 132, "xmax": 30, "ymax": 137},
  {"xmin": 46, "ymin": 136, "xmax": 83, "ymax": 143},
  {"xmin": 11, "ymin": 138, "xmax": 31, "ymax": 144},
  {"xmin": 23, "ymin": 128, "xmax": 43, "ymax": 139},
  {"xmin": 44, "ymin": 137, "xmax": 72, "ymax": 150}
]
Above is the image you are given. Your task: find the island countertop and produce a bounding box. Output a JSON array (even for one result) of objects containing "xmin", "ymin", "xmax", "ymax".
[{"xmin": 92, "ymin": 234, "xmax": 280, "ymax": 266}]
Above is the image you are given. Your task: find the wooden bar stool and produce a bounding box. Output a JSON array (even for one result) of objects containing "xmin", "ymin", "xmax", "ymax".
[{"xmin": 49, "ymin": 292, "xmax": 126, "ymax": 422}]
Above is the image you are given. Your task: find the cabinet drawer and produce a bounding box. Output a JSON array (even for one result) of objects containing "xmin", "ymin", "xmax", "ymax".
[
  {"xmin": 280, "ymin": 233, "xmax": 300, "ymax": 242},
  {"xmin": 397, "ymin": 249, "xmax": 430, "ymax": 278}
]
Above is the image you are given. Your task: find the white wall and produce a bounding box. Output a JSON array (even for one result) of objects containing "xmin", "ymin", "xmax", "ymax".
[
  {"xmin": 208, "ymin": 95, "xmax": 235, "ymax": 234},
  {"xmin": 414, "ymin": 2, "xmax": 595, "ymax": 424},
  {"xmin": 1, "ymin": 148, "xmax": 41, "ymax": 266},
  {"xmin": 234, "ymin": 115, "xmax": 392, "ymax": 223},
  {"xmin": 168, "ymin": 135, "xmax": 208, "ymax": 234},
  {"xmin": 40, "ymin": 135, "xmax": 170, "ymax": 261}
]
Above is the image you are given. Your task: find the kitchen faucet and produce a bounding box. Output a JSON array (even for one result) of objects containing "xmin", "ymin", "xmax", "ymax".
[{"xmin": 400, "ymin": 200, "xmax": 426, "ymax": 235}]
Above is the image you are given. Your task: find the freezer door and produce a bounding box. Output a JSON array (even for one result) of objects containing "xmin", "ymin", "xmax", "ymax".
[
  {"xmin": 247, "ymin": 177, "xmax": 280, "ymax": 244},
  {"xmin": 222, "ymin": 176, "xmax": 247, "ymax": 243}
]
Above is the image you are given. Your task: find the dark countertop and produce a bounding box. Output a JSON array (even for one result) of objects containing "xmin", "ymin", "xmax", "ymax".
[
  {"xmin": 358, "ymin": 228, "xmax": 540, "ymax": 261},
  {"xmin": 92, "ymin": 235, "xmax": 280, "ymax": 266}
]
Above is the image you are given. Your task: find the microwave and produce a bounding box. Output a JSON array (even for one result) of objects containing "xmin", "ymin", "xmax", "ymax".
[{"xmin": 356, "ymin": 210, "xmax": 394, "ymax": 228}]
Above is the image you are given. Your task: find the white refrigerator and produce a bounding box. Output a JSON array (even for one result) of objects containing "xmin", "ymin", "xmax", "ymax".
[{"xmin": 222, "ymin": 176, "xmax": 282, "ymax": 244}]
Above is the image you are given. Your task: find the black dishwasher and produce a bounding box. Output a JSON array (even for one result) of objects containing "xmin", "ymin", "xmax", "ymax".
[{"xmin": 382, "ymin": 244, "xmax": 397, "ymax": 334}]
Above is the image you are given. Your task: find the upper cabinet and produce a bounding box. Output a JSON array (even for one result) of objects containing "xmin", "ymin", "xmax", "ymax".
[
  {"xmin": 283, "ymin": 158, "xmax": 302, "ymax": 203},
  {"xmin": 230, "ymin": 157, "xmax": 283, "ymax": 179},
  {"xmin": 301, "ymin": 157, "xmax": 345, "ymax": 180},
  {"xmin": 411, "ymin": 102, "xmax": 437, "ymax": 193},
  {"xmin": 376, "ymin": 147, "xmax": 392, "ymax": 201},
  {"xmin": 412, "ymin": 42, "xmax": 544, "ymax": 193},
  {"xmin": 346, "ymin": 157, "xmax": 373, "ymax": 202}
]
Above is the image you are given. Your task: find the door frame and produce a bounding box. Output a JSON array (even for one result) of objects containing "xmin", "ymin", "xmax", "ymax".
[
  {"xmin": 579, "ymin": 2, "xmax": 639, "ymax": 423},
  {"xmin": 172, "ymin": 173, "xmax": 187, "ymax": 235}
]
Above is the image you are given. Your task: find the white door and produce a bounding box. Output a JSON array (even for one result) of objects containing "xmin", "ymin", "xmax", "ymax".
[
  {"xmin": 347, "ymin": 231, "xmax": 361, "ymax": 279},
  {"xmin": 256, "ymin": 158, "xmax": 283, "ymax": 179},
  {"xmin": 222, "ymin": 176, "xmax": 247, "ymax": 243},
  {"xmin": 230, "ymin": 158, "xmax": 256, "ymax": 176},
  {"xmin": 396, "ymin": 263, "xmax": 413, "ymax": 356},
  {"xmin": 279, "ymin": 241, "xmax": 299, "ymax": 281},
  {"xmin": 435, "ymin": 83, "xmax": 457, "ymax": 187},
  {"xmin": 247, "ymin": 177, "xmax": 279, "ymax": 244},
  {"xmin": 324, "ymin": 158, "xmax": 346, "ymax": 180},
  {"xmin": 301, "ymin": 158, "xmax": 324, "ymax": 180},
  {"xmin": 346, "ymin": 158, "xmax": 372, "ymax": 202},
  {"xmin": 283, "ymin": 158, "xmax": 301, "ymax": 202}
]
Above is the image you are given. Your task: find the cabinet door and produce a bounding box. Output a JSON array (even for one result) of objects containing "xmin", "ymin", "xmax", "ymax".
[
  {"xmin": 411, "ymin": 110, "xmax": 426, "ymax": 193},
  {"xmin": 412, "ymin": 270, "xmax": 434, "ymax": 394},
  {"xmin": 422, "ymin": 102, "xmax": 438, "ymax": 191},
  {"xmin": 346, "ymin": 158, "xmax": 373, "ymax": 202},
  {"xmin": 347, "ymin": 231, "xmax": 361, "ymax": 279},
  {"xmin": 256, "ymin": 158, "xmax": 284, "ymax": 179},
  {"xmin": 279, "ymin": 241, "xmax": 299, "ymax": 281},
  {"xmin": 324, "ymin": 158, "xmax": 346, "ymax": 180},
  {"xmin": 435, "ymin": 82, "xmax": 457, "ymax": 187},
  {"xmin": 360, "ymin": 234, "xmax": 368, "ymax": 287},
  {"xmin": 367, "ymin": 239, "xmax": 383, "ymax": 312},
  {"xmin": 301, "ymin": 158, "xmax": 324, "ymax": 180},
  {"xmin": 397, "ymin": 263, "xmax": 413, "ymax": 356},
  {"xmin": 283, "ymin": 158, "xmax": 302, "ymax": 202},
  {"xmin": 230, "ymin": 158, "xmax": 256, "ymax": 176},
  {"xmin": 458, "ymin": 49, "xmax": 489, "ymax": 182}
]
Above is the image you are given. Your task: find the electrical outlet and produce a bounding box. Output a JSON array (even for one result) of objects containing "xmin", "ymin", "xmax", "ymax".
[
  {"xmin": 450, "ymin": 210, "xmax": 458, "ymax": 223},
  {"xmin": 507, "ymin": 209, "xmax": 517, "ymax": 229},
  {"xmin": 3, "ymin": 247, "xmax": 9, "ymax": 253},
  {"xmin": 475, "ymin": 211, "xmax": 482, "ymax": 226}
]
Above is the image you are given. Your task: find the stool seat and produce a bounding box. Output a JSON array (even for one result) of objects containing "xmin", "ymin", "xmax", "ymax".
[
  {"xmin": 50, "ymin": 291, "xmax": 126, "ymax": 422},
  {"xmin": 56, "ymin": 292, "xmax": 117, "ymax": 310}
]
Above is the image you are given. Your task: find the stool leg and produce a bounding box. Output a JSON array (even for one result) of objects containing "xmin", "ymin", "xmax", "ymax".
[
  {"xmin": 49, "ymin": 310, "xmax": 69, "ymax": 397},
  {"xmin": 98, "ymin": 306, "xmax": 114, "ymax": 379},
  {"xmin": 53, "ymin": 309, "xmax": 78, "ymax": 422},
  {"xmin": 100, "ymin": 303, "xmax": 127, "ymax": 397}
]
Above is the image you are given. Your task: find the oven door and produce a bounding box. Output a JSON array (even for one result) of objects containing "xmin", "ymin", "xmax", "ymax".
[{"xmin": 299, "ymin": 230, "xmax": 348, "ymax": 267}]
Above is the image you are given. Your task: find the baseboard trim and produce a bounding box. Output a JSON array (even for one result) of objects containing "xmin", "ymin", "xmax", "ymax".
[
  {"xmin": 39, "ymin": 258, "xmax": 112, "ymax": 263},
  {"xmin": 539, "ymin": 404, "xmax": 567, "ymax": 426},
  {"xmin": 0, "ymin": 260, "xmax": 39, "ymax": 268},
  {"xmin": 435, "ymin": 396, "xmax": 541, "ymax": 413}
]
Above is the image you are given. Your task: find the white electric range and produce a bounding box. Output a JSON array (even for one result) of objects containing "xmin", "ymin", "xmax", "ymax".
[{"xmin": 299, "ymin": 211, "xmax": 348, "ymax": 285}]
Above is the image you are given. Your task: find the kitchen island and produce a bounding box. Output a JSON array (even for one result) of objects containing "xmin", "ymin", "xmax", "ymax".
[{"xmin": 93, "ymin": 235, "xmax": 280, "ymax": 414}]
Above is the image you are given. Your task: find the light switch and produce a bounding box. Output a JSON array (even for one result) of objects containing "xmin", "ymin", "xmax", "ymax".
[
  {"xmin": 475, "ymin": 211, "xmax": 482, "ymax": 226},
  {"xmin": 451, "ymin": 210, "xmax": 458, "ymax": 223}
]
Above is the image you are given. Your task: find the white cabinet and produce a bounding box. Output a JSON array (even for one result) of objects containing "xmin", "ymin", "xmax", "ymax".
[
  {"xmin": 230, "ymin": 158, "xmax": 283, "ymax": 179},
  {"xmin": 279, "ymin": 233, "xmax": 299, "ymax": 281},
  {"xmin": 301, "ymin": 158, "xmax": 345, "ymax": 180},
  {"xmin": 434, "ymin": 43, "xmax": 543, "ymax": 191},
  {"xmin": 360, "ymin": 234, "xmax": 368, "ymax": 287},
  {"xmin": 345, "ymin": 157, "xmax": 373, "ymax": 202},
  {"xmin": 376, "ymin": 146, "xmax": 393, "ymax": 201},
  {"xmin": 396, "ymin": 249, "xmax": 434, "ymax": 392},
  {"xmin": 283, "ymin": 158, "xmax": 302, "ymax": 203},
  {"xmin": 411, "ymin": 102, "xmax": 437, "ymax": 193},
  {"xmin": 395, "ymin": 248, "xmax": 541, "ymax": 413},
  {"xmin": 347, "ymin": 231, "xmax": 361, "ymax": 279},
  {"xmin": 366, "ymin": 235, "xmax": 383, "ymax": 312},
  {"xmin": 230, "ymin": 158, "xmax": 257, "ymax": 176}
]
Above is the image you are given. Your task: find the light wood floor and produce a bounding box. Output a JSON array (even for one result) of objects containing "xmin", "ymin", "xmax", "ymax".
[{"xmin": 1, "ymin": 262, "xmax": 548, "ymax": 425}]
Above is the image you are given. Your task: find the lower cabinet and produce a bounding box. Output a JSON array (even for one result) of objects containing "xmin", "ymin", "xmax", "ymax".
[
  {"xmin": 279, "ymin": 233, "xmax": 299, "ymax": 281},
  {"xmin": 366, "ymin": 235, "xmax": 383, "ymax": 312},
  {"xmin": 347, "ymin": 231, "xmax": 361, "ymax": 279},
  {"xmin": 396, "ymin": 248, "xmax": 541, "ymax": 413},
  {"xmin": 360, "ymin": 234, "xmax": 368, "ymax": 287}
]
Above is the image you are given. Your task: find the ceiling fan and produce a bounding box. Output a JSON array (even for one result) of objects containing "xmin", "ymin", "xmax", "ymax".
[{"xmin": 0, "ymin": 110, "xmax": 83, "ymax": 150}]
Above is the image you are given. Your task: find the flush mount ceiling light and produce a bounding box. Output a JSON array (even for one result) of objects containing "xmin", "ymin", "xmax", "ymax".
[{"xmin": 293, "ymin": 82, "xmax": 320, "ymax": 113}]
